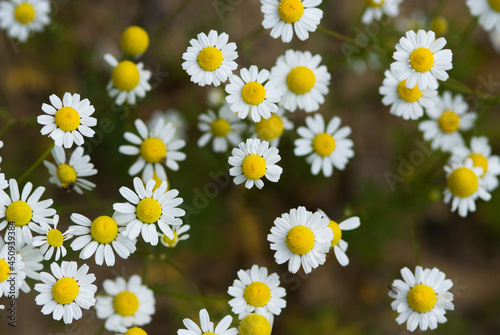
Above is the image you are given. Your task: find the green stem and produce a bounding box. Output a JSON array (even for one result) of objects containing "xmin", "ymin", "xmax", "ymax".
[
  {"xmin": 317, "ymin": 26, "xmax": 384, "ymax": 55},
  {"xmin": 0, "ymin": 118, "xmax": 15, "ymax": 138},
  {"xmin": 460, "ymin": 16, "xmax": 478, "ymax": 43},
  {"xmin": 18, "ymin": 143, "xmax": 55, "ymax": 184},
  {"xmin": 430, "ymin": 0, "xmax": 447, "ymax": 20}
]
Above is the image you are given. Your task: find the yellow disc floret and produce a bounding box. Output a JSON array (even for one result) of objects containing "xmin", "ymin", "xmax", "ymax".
[
  {"xmin": 447, "ymin": 167, "xmax": 479, "ymax": 198},
  {"xmin": 409, "ymin": 47, "xmax": 434, "ymax": 73},
  {"xmin": 150, "ymin": 171, "xmax": 169, "ymax": 192},
  {"xmin": 161, "ymin": 231, "xmax": 179, "ymax": 247},
  {"xmin": 397, "ymin": 80, "xmax": 423, "ymax": 103},
  {"xmin": 112, "ymin": 61, "xmax": 140, "ymax": 91},
  {"xmin": 241, "ymin": 82, "xmax": 266, "ymax": 105},
  {"xmin": 52, "ymin": 277, "xmax": 79, "ymax": 305},
  {"xmin": 90, "ymin": 216, "xmax": 119, "ymax": 244},
  {"xmin": 286, "ymin": 66, "xmax": 316, "ymax": 95},
  {"xmin": 47, "ymin": 229, "xmax": 64, "ymax": 247},
  {"xmin": 136, "ymin": 198, "xmax": 162, "ymax": 223},
  {"xmin": 431, "ymin": 16, "xmax": 449, "ymax": 35},
  {"xmin": 488, "ymin": 0, "xmax": 500, "ymax": 12},
  {"xmin": 328, "ymin": 220, "xmax": 342, "ymax": 247},
  {"xmin": 0, "ymin": 259, "xmax": 10, "ymax": 282},
  {"xmin": 364, "ymin": 0, "xmax": 385, "ymax": 7},
  {"xmin": 278, "ymin": 0, "xmax": 304, "ymax": 23},
  {"xmin": 198, "ymin": 46, "xmax": 224, "ymax": 72},
  {"xmin": 438, "ymin": 110, "xmax": 460, "ymax": 133},
  {"xmin": 14, "ymin": 3, "xmax": 35, "ymax": 24},
  {"xmin": 210, "ymin": 119, "xmax": 231, "ymax": 137},
  {"xmin": 468, "ymin": 153, "xmax": 488, "ymax": 177},
  {"xmin": 56, "ymin": 164, "xmax": 77, "ymax": 190},
  {"xmin": 113, "ymin": 291, "xmax": 139, "ymax": 317},
  {"xmin": 124, "ymin": 327, "xmax": 148, "ymax": 335},
  {"xmin": 286, "ymin": 225, "xmax": 315, "ymax": 255},
  {"xmin": 313, "ymin": 133, "xmax": 336, "ymax": 157},
  {"xmin": 244, "ymin": 282, "xmax": 271, "ymax": 307},
  {"xmin": 54, "ymin": 107, "xmax": 81, "ymax": 132},
  {"xmin": 140, "ymin": 137, "xmax": 167, "ymax": 163},
  {"xmin": 6, "ymin": 200, "xmax": 32, "ymax": 227},
  {"xmin": 239, "ymin": 314, "xmax": 272, "ymax": 335},
  {"xmin": 407, "ymin": 284, "xmax": 437, "ymax": 313},
  {"xmin": 255, "ymin": 113, "xmax": 284, "ymax": 141},
  {"xmin": 241, "ymin": 154, "xmax": 267, "ymax": 180},
  {"xmin": 120, "ymin": 26, "xmax": 149, "ymax": 56}
]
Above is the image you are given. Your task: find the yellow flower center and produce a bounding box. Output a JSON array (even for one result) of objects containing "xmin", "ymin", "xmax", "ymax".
[
  {"xmin": 430, "ymin": 16, "xmax": 449, "ymax": 35},
  {"xmin": 14, "ymin": 3, "xmax": 35, "ymax": 24},
  {"xmin": 468, "ymin": 153, "xmax": 488, "ymax": 177},
  {"xmin": 397, "ymin": 80, "xmax": 423, "ymax": 103},
  {"xmin": 197, "ymin": 46, "xmax": 224, "ymax": 72},
  {"xmin": 241, "ymin": 82, "xmax": 266, "ymax": 106},
  {"xmin": 286, "ymin": 225, "xmax": 315, "ymax": 255},
  {"xmin": 241, "ymin": 154, "xmax": 267, "ymax": 180},
  {"xmin": 210, "ymin": 119, "xmax": 231, "ymax": 137},
  {"xmin": 0, "ymin": 259, "xmax": 10, "ymax": 282},
  {"xmin": 150, "ymin": 171, "xmax": 169, "ymax": 192},
  {"xmin": 56, "ymin": 163, "xmax": 77, "ymax": 190},
  {"xmin": 488, "ymin": 0, "xmax": 500, "ymax": 12},
  {"xmin": 52, "ymin": 277, "xmax": 79, "ymax": 305},
  {"xmin": 140, "ymin": 137, "xmax": 167, "ymax": 163},
  {"xmin": 124, "ymin": 327, "xmax": 148, "ymax": 335},
  {"xmin": 328, "ymin": 220, "xmax": 342, "ymax": 247},
  {"xmin": 112, "ymin": 61, "xmax": 140, "ymax": 91},
  {"xmin": 407, "ymin": 284, "xmax": 437, "ymax": 313},
  {"xmin": 113, "ymin": 291, "xmax": 139, "ymax": 317},
  {"xmin": 6, "ymin": 200, "xmax": 32, "ymax": 227},
  {"xmin": 364, "ymin": 0, "xmax": 385, "ymax": 7},
  {"xmin": 54, "ymin": 107, "xmax": 81, "ymax": 132},
  {"xmin": 161, "ymin": 231, "xmax": 179, "ymax": 247},
  {"xmin": 447, "ymin": 167, "xmax": 479, "ymax": 198},
  {"xmin": 239, "ymin": 314, "xmax": 271, "ymax": 335},
  {"xmin": 47, "ymin": 229, "xmax": 64, "ymax": 247},
  {"xmin": 203, "ymin": 333, "xmax": 217, "ymax": 335},
  {"xmin": 278, "ymin": 0, "xmax": 304, "ymax": 23},
  {"xmin": 90, "ymin": 216, "xmax": 119, "ymax": 244},
  {"xmin": 255, "ymin": 113, "xmax": 284, "ymax": 141},
  {"xmin": 136, "ymin": 198, "xmax": 162, "ymax": 223},
  {"xmin": 409, "ymin": 47, "xmax": 434, "ymax": 73},
  {"xmin": 438, "ymin": 110, "xmax": 460, "ymax": 133},
  {"xmin": 120, "ymin": 26, "xmax": 149, "ymax": 56},
  {"xmin": 286, "ymin": 66, "xmax": 316, "ymax": 95},
  {"xmin": 312, "ymin": 133, "xmax": 336, "ymax": 157},
  {"xmin": 244, "ymin": 282, "xmax": 272, "ymax": 307}
]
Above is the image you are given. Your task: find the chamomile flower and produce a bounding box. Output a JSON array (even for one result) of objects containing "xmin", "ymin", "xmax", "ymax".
[
  {"xmin": 68, "ymin": 213, "xmax": 136, "ymax": 266},
  {"xmin": 362, "ymin": 0, "xmax": 402, "ymax": 24},
  {"xmin": 418, "ymin": 91, "xmax": 477, "ymax": 152},
  {"xmin": 43, "ymin": 146, "xmax": 97, "ymax": 194},
  {"xmin": 32, "ymin": 215, "xmax": 72, "ymax": 261},
  {"xmin": 0, "ymin": 179, "xmax": 56, "ymax": 246},
  {"xmin": 95, "ymin": 275, "xmax": 155, "ymax": 332},
  {"xmin": 35, "ymin": 261, "xmax": 96, "ymax": 324},
  {"xmin": 450, "ymin": 136, "xmax": 500, "ymax": 192},
  {"xmin": 391, "ymin": 29, "xmax": 453, "ymax": 90},
  {"xmin": 294, "ymin": 114, "xmax": 354, "ymax": 177},
  {"xmin": 118, "ymin": 328, "xmax": 148, "ymax": 335},
  {"xmin": 207, "ymin": 87, "xmax": 227, "ymax": 108},
  {"xmin": 182, "ymin": 30, "xmax": 238, "ymax": 87},
  {"xmin": 0, "ymin": 0, "xmax": 50, "ymax": 42},
  {"xmin": 252, "ymin": 108, "xmax": 293, "ymax": 147},
  {"xmin": 260, "ymin": 0, "xmax": 323, "ymax": 43},
  {"xmin": 38, "ymin": 92, "xmax": 97, "ymax": 149},
  {"xmin": 120, "ymin": 26, "xmax": 149, "ymax": 56},
  {"xmin": 268, "ymin": 206, "xmax": 333, "ymax": 274},
  {"xmin": 148, "ymin": 108, "xmax": 188, "ymax": 141},
  {"xmin": 177, "ymin": 308, "xmax": 237, "ymax": 335},
  {"xmin": 226, "ymin": 65, "xmax": 282, "ymax": 122},
  {"xmin": 119, "ymin": 118, "xmax": 186, "ymax": 181},
  {"xmin": 228, "ymin": 265, "xmax": 286, "ymax": 324},
  {"xmin": 228, "ymin": 138, "xmax": 283, "ymax": 190},
  {"xmin": 104, "ymin": 54, "xmax": 152, "ymax": 106},
  {"xmin": 389, "ymin": 266, "xmax": 454, "ymax": 332},
  {"xmin": 159, "ymin": 223, "xmax": 190, "ymax": 248},
  {"xmin": 197, "ymin": 104, "xmax": 246, "ymax": 153},
  {"xmin": 113, "ymin": 177, "xmax": 185, "ymax": 246},
  {"xmin": 0, "ymin": 240, "xmax": 27, "ymax": 298},
  {"xmin": 238, "ymin": 313, "xmax": 272, "ymax": 335},
  {"xmin": 269, "ymin": 50, "xmax": 330, "ymax": 113},
  {"xmin": 379, "ymin": 69, "xmax": 437, "ymax": 120},
  {"xmin": 467, "ymin": 0, "xmax": 500, "ymax": 32},
  {"xmin": 444, "ymin": 158, "xmax": 491, "ymax": 217}
]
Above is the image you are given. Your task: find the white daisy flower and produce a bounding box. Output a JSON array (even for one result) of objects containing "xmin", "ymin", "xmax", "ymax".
[
  {"xmin": 159, "ymin": 223, "xmax": 190, "ymax": 248},
  {"xmin": 207, "ymin": 87, "xmax": 227, "ymax": 108},
  {"xmin": 391, "ymin": 29, "xmax": 453, "ymax": 90},
  {"xmin": 182, "ymin": 30, "xmax": 238, "ymax": 87},
  {"xmin": 444, "ymin": 158, "xmax": 491, "ymax": 217},
  {"xmin": 120, "ymin": 25, "xmax": 149, "ymax": 56},
  {"xmin": 95, "ymin": 275, "xmax": 155, "ymax": 332},
  {"xmin": 0, "ymin": 240, "xmax": 27, "ymax": 298},
  {"xmin": 238, "ymin": 313, "xmax": 272, "ymax": 335},
  {"xmin": 228, "ymin": 264, "xmax": 286, "ymax": 324},
  {"xmin": 389, "ymin": 266, "xmax": 454, "ymax": 332},
  {"xmin": 38, "ymin": 92, "xmax": 97, "ymax": 149},
  {"xmin": 269, "ymin": 50, "xmax": 330, "ymax": 113},
  {"xmin": 197, "ymin": 103, "xmax": 246, "ymax": 153},
  {"xmin": 119, "ymin": 118, "xmax": 186, "ymax": 182},
  {"xmin": 32, "ymin": 215, "xmax": 72, "ymax": 261},
  {"xmin": 379, "ymin": 69, "xmax": 437, "ymax": 120},
  {"xmin": 113, "ymin": 177, "xmax": 185, "ymax": 246},
  {"xmin": 148, "ymin": 108, "xmax": 188, "ymax": 141},
  {"xmin": 177, "ymin": 308, "xmax": 237, "ymax": 335},
  {"xmin": 361, "ymin": 0, "xmax": 402, "ymax": 24},
  {"xmin": 104, "ymin": 54, "xmax": 152, "ymax": 106},
  {"xmin": 418, "ymin": 91, "xmax": 477, "ymax": 152},
  {"xmin": 228, "ymin": 138, "xmax": 283, "ymax": 190},
  {"xmin": 43, "ymin": 146, "xmax": 97, "ymax": 194},
  {"xmin": 35, "ymin": 261, "xmax": 96, "ymax": 324},
  {"xmin": 252, "ymin": 108, "xmax": 293, "ymax": 147},
  {"xmin": 260, "ymin": 0, "xmax": 323, "ymax": 43},
  {"xmin": 467, "ymin": 0, "xmax": 500, "ymax": 32},
  {"xmin": 68, "ymin": 212, "xmax": 136, "ymax": 266},
  {"xmin": 490, "ymin": 29, "xmax": 500, "ymax": 53},
  {"xmin": 268, "ymin": 206, "xmax": 333, "ymax": 274},
  {"xmin": 117, "ymin": 327, "xmax": 148, "ymax": 335},
  {"xmin": 294, "ymin": 113, "xmax": 354, "ymax": 177},
  {"xmin": 450, "ymin": 136, "xmax": 500, "ymax": 192},
  {"xmin": 0, "ymin": 179, "xmax": 56, "ymax": 246},
  {"xmin": 225, "ymin": 65, "xmax": 282, "ymax": 123},
  {"xmin": 0, "ymin": 0, "xmax": 50, "ymax": 42}
]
